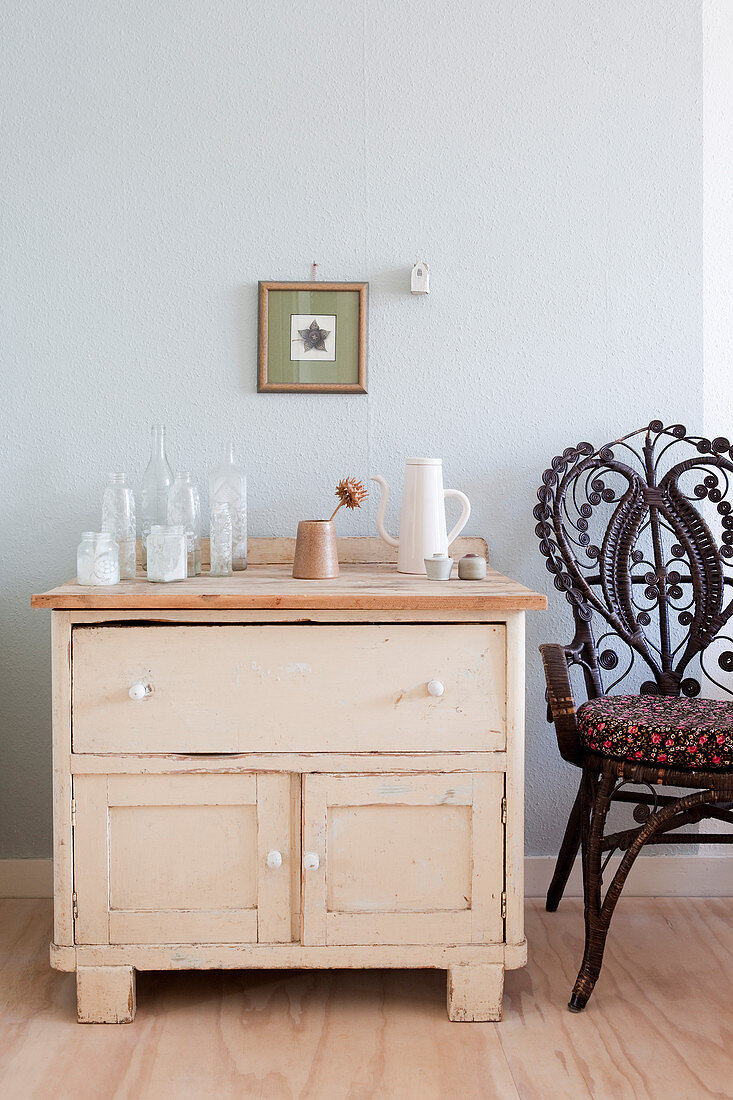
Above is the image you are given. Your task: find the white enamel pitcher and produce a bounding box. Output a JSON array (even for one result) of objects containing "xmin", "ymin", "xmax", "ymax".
[{"xmin": 371, "ymin": 458, "xmax": 471, "ymax": 574}]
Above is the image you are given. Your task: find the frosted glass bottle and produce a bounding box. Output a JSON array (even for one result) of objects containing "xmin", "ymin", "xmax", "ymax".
[
  {"xmin": 209, "ymin": 441, "xmax": 247, "ymax": 570},
  {"xmin": 167, "ymin": 471, "xmax": 202, "ymax": 577},
  {"xmin": 101, "ymin": 473, "xmax": 136, "ymax": 579},
  {"xmin": 210, "ymin": 503, "xmax": 233, "ymax": 577},
  {"xmin": 139, "ymin": 426, "xmax": 173, "ymax": 569}
]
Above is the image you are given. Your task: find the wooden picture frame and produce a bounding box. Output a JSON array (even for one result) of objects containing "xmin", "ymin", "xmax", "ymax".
[{"xmin": 258, "ymin": 281, "xmax": 368, "ymax": 394}]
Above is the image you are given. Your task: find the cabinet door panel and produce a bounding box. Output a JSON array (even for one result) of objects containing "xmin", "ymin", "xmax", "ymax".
[
  {"xmin": 302, "ymin": 773, "xmax": 503, "ymax": 947},
  {"xmin": 326, "ymin": 804, "xmax": 471, "ymax": 913},
  {"xmin": 73, "ymin": 773, "xmax": 294, "ymax": 945}
]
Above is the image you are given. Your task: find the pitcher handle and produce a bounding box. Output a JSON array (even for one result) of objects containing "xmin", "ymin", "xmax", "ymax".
[{"xmin": 444, "ymin": 489, "xmax": 471, "ymax": 547}]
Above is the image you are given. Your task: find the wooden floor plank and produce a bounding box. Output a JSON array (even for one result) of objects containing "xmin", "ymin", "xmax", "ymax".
[
  {"xmin": 0, "ymin": 898, "xmax": 731, "ymax": 1099},
  {"xmin": 500, "ymin": 898, "xmax": 733, "ymax": 1100}
]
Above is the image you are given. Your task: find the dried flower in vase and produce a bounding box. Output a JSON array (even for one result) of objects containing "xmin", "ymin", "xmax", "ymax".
[{"xmin": 329, "ymin": 477, "xmax": 368, "ymax": 522}]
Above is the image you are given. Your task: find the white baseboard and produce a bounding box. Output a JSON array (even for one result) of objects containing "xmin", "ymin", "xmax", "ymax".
[
  {"xmin": 0, "ymin": 860, "xmax": 54, "ymax": 899},
  {"xmin": 526, "ymin": 855, "xmax": 733, "ymax": 898},
  {"xmin": 1, "ymin": 856, "xmax": 731, "ymax": 900}
]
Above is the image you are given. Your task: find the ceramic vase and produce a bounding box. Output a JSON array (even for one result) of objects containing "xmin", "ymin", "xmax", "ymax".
[{"xmin": 292, "ymin": 520, "xmax": 339, "ymax": 579}]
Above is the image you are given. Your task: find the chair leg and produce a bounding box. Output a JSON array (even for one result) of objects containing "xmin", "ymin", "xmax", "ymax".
[
  {"xmin": 546, "ymin": 775, "xmax": 585, "ymax": 912},
  {"xmin": 567, "ymin": 773, "xmax": 714, "ymax": 1012},
  {"xmin": 569, "ymin": 766, "xmax": 613, "ymax": 1011}
]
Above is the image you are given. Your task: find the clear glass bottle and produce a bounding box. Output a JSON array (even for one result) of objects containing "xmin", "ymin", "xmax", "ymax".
[
  {"xmin": 101, "ymin": 472, "xmax": 136, "ymax": 579},
  {"xmin": 210, "ymin": 502, "xmax": 233, "ymax": 576},
  {"xmin": 77, "ymin": 532, "xmax": 120, "ymax": 586},
  {"xmin": 209, "ymin": 441, "xmax": 247, "ymax": 570},
  {"xmin": 146, "ymin": 524, "xmax": 187, "ymax": 582},
  {"xmin": 167, "ymin": 472, "xmax": 202, "ymax": 577},
  {"xmin": 139, "ymin": 426, "xmax": 173, "ymax": 569}
]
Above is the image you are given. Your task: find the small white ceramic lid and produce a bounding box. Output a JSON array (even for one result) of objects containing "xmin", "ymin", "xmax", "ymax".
[{"xmin": 406, "ymin": 457, "xmax": 442, "ymax": 466}]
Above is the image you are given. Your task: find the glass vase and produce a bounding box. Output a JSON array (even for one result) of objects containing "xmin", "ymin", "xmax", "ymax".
[
  {"xmin": 209, "ymin": 441, "xmax": 247, "ymax": 570},
  {"xmin": 210, "ymin": 503, "xmax": 233, "ymax": 577},
  {"xmin": 167, "ymin": 471, "xmax": 201, "ymax": 577},
  {"xmin": 101, "ymin": 472, "xmax": 136, "ymax": 579},
  {"xmin": 139, "ymin": 426, "xmax": 173, "ymax": 569}
]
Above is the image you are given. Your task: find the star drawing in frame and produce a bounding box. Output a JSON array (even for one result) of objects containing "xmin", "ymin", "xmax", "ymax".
[{"xmin": 299, "ymin": 318, "xmax": 331, "ymax": 353}]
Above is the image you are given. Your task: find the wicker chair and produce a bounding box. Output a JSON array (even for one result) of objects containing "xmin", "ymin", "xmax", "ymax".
[{"xmin": 535, "ymin": 420, "xmax": 733, "ymax": 1011}]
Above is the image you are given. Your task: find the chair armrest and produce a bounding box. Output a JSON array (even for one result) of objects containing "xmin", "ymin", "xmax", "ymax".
[{"xmin": 539, "ymin": 643, "xmax": 584, "ymax": 766}]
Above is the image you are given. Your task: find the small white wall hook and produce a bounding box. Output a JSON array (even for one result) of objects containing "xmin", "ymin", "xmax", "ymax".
[
  {"xmin": 411, "ymin": 261, "xmax": 430, "ymax": 294},
  {"xmin": 311, "ymin": 261, "xmax": 319, "ymax": 282}
]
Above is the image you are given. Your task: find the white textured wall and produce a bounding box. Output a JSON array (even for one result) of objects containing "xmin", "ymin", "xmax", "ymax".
[
  {"xmin": 704, "ymin": 0, "xmax": 733, "ymax": 433},
  {"xmin": 1, "ymin": 1, "xmax": 702, "ymax": 858},
  {"xmin": 702, "ymin": 0, "xmax": 733, "ymax": 853}
]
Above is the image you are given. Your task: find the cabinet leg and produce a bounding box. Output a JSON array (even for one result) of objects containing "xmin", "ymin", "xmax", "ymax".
[
  {"xmin": 76, "ymin": 965, "xmax": 136, "ymax": 1024},
  {"xmin": 447, "ymin": 963, "xmax": 504, "ymax": 1022}
]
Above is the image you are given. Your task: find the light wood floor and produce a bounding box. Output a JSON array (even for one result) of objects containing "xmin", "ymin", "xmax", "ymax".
[{"xmin": 0, "ymin": 898, "xmax": 730, "ymax": 1099}]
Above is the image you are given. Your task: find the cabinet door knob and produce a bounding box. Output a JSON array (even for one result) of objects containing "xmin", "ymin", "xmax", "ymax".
[
  {"xmin": 427, "ymin": 679, "xmax": 445, "ymax": 697},
  {"xmin": 266, "ymin": 849, "xmax": 282, "ymax": 870},
  {"xmin": 128, "ymin": 681, "xmax": 153, "ymax": 701},
  {"xmin": 303, "ymin": 852, "xmax": 320, "ymax": 871}
]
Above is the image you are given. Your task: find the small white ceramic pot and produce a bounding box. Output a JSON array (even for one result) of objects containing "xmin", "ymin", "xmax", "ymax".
[
  {"xmin": 424, "ymin": 553, "xmax": 453, "ymax": 581},
  {"xmin": 458, "ymin": 553, "xmax": 487, "ymax": 580}
]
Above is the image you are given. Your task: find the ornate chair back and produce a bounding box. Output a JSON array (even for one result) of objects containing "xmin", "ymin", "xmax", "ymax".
[{"xmin": 534, "ymin": 420, "xmax": 733, "ymax": 713}]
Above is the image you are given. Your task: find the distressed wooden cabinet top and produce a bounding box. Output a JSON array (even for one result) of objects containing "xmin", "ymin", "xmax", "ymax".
[{"xmin": 31, "ymin": 536, "xmax": 547, "ymax": 612}]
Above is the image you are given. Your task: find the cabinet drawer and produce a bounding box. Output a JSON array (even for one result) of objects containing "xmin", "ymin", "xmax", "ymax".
[{"xmin": 72, "ymin": 623, "xmax": 506, "ymax": 754}]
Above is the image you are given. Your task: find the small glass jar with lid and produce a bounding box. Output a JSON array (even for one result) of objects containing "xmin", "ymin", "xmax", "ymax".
[
  {"xmin": 146, "ymin": 524, "xmax": 187, "ymax": 582},
  {"xmin": 77, "ymin": 532, "xmax": 120, "ymax": 586}
]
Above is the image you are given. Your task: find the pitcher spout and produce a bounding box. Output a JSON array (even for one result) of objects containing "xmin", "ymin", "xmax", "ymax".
[{"xmin": 370, "ymin": 475, "xmax": 399, "ymax": 548}]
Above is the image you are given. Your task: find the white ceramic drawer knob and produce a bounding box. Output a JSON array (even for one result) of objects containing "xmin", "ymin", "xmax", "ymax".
[
  {"xmin": 266, "ymin": 849, "xmax": 282, "ymax": 870},
  {"xmin": 303, "ymin": 852, "xmax": 320, "ymax": 871},
  {"xmin": 427, "ymin": 679, "xmax": 445, "ymax": 698},
  {"xmin": 128, "ymin": 681, "xmax": 153, "ymax": 701}
]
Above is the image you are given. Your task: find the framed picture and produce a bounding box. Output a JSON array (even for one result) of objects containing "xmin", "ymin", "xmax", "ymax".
[{"xmin": 258, "ymin": 281, "xmax": 368, "ymax": 393}]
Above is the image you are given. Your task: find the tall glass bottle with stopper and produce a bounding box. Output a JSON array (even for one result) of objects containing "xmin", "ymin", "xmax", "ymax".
[
  {"xmin": 101, "ymin": 472, "xmax": 136, "ymax": 578},
  {"xmin": 209, "ymin": 441, "xmax": 247, "ymax": 570},
  {"xmin": 139, "ymin": 425, "xmax": 173, "ymax": 569},
  {"xmin": 167, "ymin": 471, "xmax": 202, "ymax": 577}
]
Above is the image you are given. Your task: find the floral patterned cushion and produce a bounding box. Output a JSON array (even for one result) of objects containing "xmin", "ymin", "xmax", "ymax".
[{"xmin": 577, "ymin": 694, "xmax": 733, "ymax": 770}]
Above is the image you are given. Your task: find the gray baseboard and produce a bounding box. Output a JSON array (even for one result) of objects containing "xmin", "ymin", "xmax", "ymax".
[
  {"xmin": 525, "ymin": 855, "xmax": 733, "ymax": 898},
  {"xmin": 1, "ymin": 856, "xmax": 731, "ymax": 900},
  {"xmin": 0, "ymin": 860, "xmax": 54, "ymax": 898}
]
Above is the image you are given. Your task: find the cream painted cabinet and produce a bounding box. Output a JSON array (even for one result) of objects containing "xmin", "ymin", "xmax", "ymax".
[{"xmin": 33, "ymin": 537, "xmax": 545, "ymax": 1024}]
